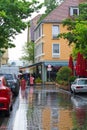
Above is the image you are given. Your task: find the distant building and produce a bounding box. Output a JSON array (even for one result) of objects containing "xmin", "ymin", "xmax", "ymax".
[
  {"xmin": 30, "ymin": 14, "xmax": 41, "ymax": 42},
  {"xmin": 0, "ymin": 49, "xmax": 9, "ymax": 66}
]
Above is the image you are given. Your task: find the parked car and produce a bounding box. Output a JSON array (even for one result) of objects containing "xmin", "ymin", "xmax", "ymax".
[
  {"xmin": 0, "ymin": 76, "xmax": 13, "ymax": 116},
  {"xmin": 71, "ymin": 78, "xmax": 87, "ymax": 93},
  {"xmin": 0, "ymin": 73, "xmax": 20, "ymax": 96}
]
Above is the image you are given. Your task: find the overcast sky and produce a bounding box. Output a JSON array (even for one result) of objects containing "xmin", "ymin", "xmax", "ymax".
[{"xmin": 8, "ymin": 0, "xmax": 45, "ymax": 62}]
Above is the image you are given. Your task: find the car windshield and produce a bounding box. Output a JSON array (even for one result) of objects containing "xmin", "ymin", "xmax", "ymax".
[
  {"xmin": 4, "ymin": 74, "xmax": 13, "ymax": 80},
  {"xmin": 78, "ymin": 79, "xmax": 87, "ymax": 85}
]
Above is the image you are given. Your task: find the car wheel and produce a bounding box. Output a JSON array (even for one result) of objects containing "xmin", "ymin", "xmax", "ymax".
[
  {"xmin": 5, "ymin": 108, "xmax": 10, "ymax": 117},
  {"xmin": 10, "ymin": 104, "xmax": 13, "ymax": 111},
  {"xmin": 73, "ymin": 89, "xmax": 76, "ymax": 94}
]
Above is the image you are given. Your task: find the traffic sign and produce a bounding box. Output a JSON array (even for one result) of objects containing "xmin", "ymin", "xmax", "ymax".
[
  {"xmin": 48, "ymin": 64, "xmax": 51, "ymax": 68},
  {"xmin": 47, "ymin": 64, "xmax": 52, "ymax": 71}
]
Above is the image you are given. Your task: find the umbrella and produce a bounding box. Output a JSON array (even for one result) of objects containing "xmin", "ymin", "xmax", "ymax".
[
  {"xmin": 75, "ymin": 52, "xmax": 87, "ymax": 77},
  {"xmin": 68, "ymin": 55, "xmax": 74, "ymax": 75},
  {"xmin": 75, "ymin": 52, "xmax": 83, "ymax": 77},
  {"xmin": 83, "ymin": 59, "xmax": 87, "ymax": 77},
  {"xmin": 82, "ymin": 57, "xmax": 86, "ymax": 77}
]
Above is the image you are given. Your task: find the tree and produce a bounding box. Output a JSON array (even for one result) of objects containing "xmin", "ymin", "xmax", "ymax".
[
  {"xmin": 20, "ymin": 41, "xmax": 34, "ymax": 64},
  {"xmin": 56, "ymin": 66, "xmax": 72, "ymax": 86},
  {"xmin": 0, "ymin": 0, "xmax": 42, "ymax": 51},
  {"xmin": 58, "ymin": 3, "xmax": 87, "ymax": 59},
  {"xmin": 44, "ymin": 0, "xmax": 59, "ymax": 14}
]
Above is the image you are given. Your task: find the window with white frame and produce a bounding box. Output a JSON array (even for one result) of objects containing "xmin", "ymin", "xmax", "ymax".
[
  {"xmin": 52, "ymin": 25, "xmax": 59, "ymax": 39},
  {"xmin": 35, "ymin": 42, "xmax": 43, "ymax": 57},
  {"xmin": 70, "ymin": 7, "xmax": 79, "ymax": 16},
  {"xmin": 35, "ymin": 25, "xmax": 42, "ymax": 40},
  {"xmin": 52, "ymin": 44, "xmax": 60, "ymax": 57}
]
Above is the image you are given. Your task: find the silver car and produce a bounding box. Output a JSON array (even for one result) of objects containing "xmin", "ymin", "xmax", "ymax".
[{"xmin": 71, "ymin": 78, "xmax": 87, "ymax": 93}]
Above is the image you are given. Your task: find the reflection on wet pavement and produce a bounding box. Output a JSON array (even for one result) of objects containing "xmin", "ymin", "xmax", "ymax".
[
  {"xmin": 12, "ymin": 89, "xmax": 28, "ymax": 130},
  {"xmin": 9, "ymin": 85, "xmax": 87, "ymax": 130},
  {"xmin": 71, "ymin": 95, "xmax": 87, "ymax": 129},
  {"xmin": 27, "ymin": 86, "xmax": 73, "ymax": 130}
]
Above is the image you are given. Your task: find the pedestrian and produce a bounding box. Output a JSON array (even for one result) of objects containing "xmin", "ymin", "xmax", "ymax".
[
  {"xmin": 30, "ymin": 74, "xmax": 34, "ymax": 86},
  {"xmin": 20, "ymin": 77, "xmax": 26, "ymax": 98}
]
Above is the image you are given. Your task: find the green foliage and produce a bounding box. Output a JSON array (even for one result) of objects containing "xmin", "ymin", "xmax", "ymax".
[
  {"xmin": 44, "ymin": 0, "xmax": 59, "ymax": 14},
  {"xmin": 0, "ymin": 0, "xmax": 42, "ymax": 50},
  {"xmin": 58, "ymin": 3, "xmax": 87, "ymax": 59},
  {"xmin": 69, "ymin": 76, "xmax": 76, "ymax": 84},
  {"xmin": 57, "ymin": 80, "xmax": 69, "ymax": 86},
  {"xmin": 20, "ymin": 41, "xmax": 34, "ymax": 64},
  {"xmin": 56, "ymin": 66, "xmax": 72, "ymax": 85},
  {"xmin": 78, "ymin": 3, "xmax": 87, "ymax": 21},
  {"xmin": 35, "ymin": 77, "xmax": 42, "ymax": 83}
]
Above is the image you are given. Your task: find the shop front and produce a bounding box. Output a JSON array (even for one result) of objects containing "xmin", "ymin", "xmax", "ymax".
[{"xmin": 20, "ymin": 61, "xmax": 68, "ymax": 83}]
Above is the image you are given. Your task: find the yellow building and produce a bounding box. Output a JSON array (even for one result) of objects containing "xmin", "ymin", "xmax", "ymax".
[{"xmin": 20, "ymin": 0, "xmax": 85, "ymax": 82}]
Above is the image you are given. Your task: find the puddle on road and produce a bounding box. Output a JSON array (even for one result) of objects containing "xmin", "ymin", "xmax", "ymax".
[
  {"xmin": 27, "ymin": 87, "xmax": 87, "ymax": 130},
  {"xmin": 10, "ymin": 86, "xmax": 87, "ymax": 130},
  {"xmin": 27, "ymin": 87, "xmax": 72, "ymax": 130}
]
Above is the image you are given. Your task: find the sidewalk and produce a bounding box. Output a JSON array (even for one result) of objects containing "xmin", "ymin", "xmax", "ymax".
[{"xmin": 13, "ymin": 90, "xmax": 28, "ymax": 130}]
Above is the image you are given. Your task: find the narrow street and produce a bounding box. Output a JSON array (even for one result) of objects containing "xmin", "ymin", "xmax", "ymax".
[{"xmin": 1, "ymin": 85, "xmax": 87, "ymax": 130}]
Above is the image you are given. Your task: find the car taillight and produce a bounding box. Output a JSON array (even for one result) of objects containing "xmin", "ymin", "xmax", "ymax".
[{"xmin": 76, "ymin": 86, "xmax": 83, "ymax": 89}]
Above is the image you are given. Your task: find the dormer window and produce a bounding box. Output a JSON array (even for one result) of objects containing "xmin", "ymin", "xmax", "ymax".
[{"xmin": 70, "ymin": 7, "xmax": 79, "ymax": 16}]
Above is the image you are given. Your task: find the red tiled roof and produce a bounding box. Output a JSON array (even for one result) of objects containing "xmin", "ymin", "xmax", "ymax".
[{"xmin": 42, "ymin": 0, "xmax": 85, "ymax": 23}]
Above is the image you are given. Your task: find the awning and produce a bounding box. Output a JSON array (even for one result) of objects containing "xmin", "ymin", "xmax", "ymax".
[
  {"xmin": 20, "ymin": 62, "xmax": 43, "ymax": 69},
  {"xmin": 44, "ymin": 61, "xmax": 68, "ymax": 66},
  {"xmin": 20, "ymin": 61, "xmax": 68, "ymax": 70}
]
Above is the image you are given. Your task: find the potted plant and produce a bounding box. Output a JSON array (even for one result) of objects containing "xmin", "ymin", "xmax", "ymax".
[{"xmin": 35, "ymin": 77, "xmax": 42, "ymax": 84}]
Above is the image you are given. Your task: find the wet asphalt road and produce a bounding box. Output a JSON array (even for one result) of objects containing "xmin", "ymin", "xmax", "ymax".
[{"xmin": 1, "ymin": 85, "xmax": 87, "ymax": 130}]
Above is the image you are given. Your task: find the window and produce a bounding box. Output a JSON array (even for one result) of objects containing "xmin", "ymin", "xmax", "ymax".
[
  {"xmin": 70, "ymin": 7, "xmax": 79, "ymax": 16},
  {"xmin": 35, "ymin": 25, "xmax": 42, "ymax": 40},
  {"xmin": 35, "ymin": 42, "xmax": 43, "ymax": 57},
  {"xmin": 52, "ymin": 25, "xmax": 59, "ymax": 39},
  {"xmin": 52, "ymin": 44, "xmax": 60, "ymax": 57}
]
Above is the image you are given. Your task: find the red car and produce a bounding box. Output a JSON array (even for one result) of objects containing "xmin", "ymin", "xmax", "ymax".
[{"xmin": 0, "ymin": 76, "xmax": 13, "ymax": 116}]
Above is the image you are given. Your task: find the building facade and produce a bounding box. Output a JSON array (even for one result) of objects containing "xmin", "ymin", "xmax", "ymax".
[
  {"xmin": 0, "ymin": 50, "xmax": 8, "ymax": 66},
  {"xmin": 20, "ymin": 0, "xmax": 85, "ymax": 82}
]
